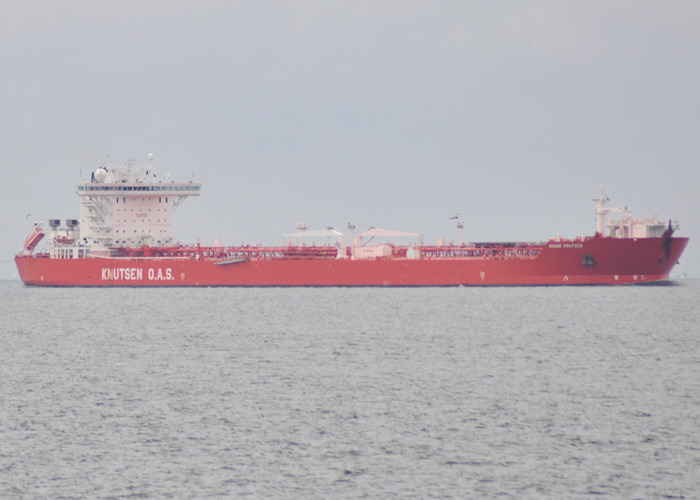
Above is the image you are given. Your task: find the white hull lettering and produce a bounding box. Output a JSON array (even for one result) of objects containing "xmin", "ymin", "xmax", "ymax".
[
  {"xmin": 101, "ymin": 267, "xmax": 143, "ymax": 281},
  {"xmin": 147, "ymin": 268, "xmax": 174, "ymax": 281},
  {"xmin": 549, "ymin": 243, "xmax": 584, "ymax": 249},
  {"xmin": 101, "ymin": 267, "xmax": 174, "ymax": 281}
]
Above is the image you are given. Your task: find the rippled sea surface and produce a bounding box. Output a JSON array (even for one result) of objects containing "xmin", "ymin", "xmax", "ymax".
[{"xmin": 1, "ymin": 280, "xmax": 699, "ymax": 498}]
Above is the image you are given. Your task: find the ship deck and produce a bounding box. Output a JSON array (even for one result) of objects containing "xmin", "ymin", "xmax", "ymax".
[{"xmin": 99, "ymin": 242, "xmax": 547, "ymax": 261}]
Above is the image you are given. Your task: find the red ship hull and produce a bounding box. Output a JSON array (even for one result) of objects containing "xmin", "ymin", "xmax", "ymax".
[{"xmin": 15, "ymin": 236, "xmax": 689, "ymax": 286}]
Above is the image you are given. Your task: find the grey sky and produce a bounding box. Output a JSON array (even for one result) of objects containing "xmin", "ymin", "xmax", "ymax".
[{"xmin": 2, "ymin": 1, "xmax": 698, "ymax": 279}]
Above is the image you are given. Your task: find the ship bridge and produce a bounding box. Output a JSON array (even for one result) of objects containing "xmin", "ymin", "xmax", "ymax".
[{"xmin": 76, "ymin": 156, "xmax": 201, "ymax": 249}]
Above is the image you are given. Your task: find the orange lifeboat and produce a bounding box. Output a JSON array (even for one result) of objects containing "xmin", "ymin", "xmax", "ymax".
[{"xmin": 23, "ymin": 225, "xmax": 46, "ymax": 253}]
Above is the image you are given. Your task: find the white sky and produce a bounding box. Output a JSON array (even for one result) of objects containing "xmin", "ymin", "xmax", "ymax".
[{"xmin": 1, "ymin": 1, "xmax": 698, "ymax": 279}]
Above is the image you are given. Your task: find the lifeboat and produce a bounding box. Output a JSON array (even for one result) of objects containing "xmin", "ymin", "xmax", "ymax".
[{"xmin": 23, "ymin": 224, "xmax": 46, "ymax": 254}]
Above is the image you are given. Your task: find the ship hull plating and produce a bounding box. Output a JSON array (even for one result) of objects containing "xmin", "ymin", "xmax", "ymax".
[{"xmin": 15, "ymin": 236, "xmax": 689, "ymax": 287}]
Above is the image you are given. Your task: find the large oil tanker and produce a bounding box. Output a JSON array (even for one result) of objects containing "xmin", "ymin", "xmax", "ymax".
[{"xmin": 15, "ymin": 157, "xmax": 688, "ymax": 286}]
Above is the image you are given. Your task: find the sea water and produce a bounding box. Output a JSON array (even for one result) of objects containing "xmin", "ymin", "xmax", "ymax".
[{"xmin": 1, "ymin": 281, "xmax": 698, "ymax": 498}]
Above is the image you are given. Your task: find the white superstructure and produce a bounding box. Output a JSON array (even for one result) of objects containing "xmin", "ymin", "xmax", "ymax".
[{"xmin": 67, "ymin": 156, "xmax": 201, "ymax": 252}]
